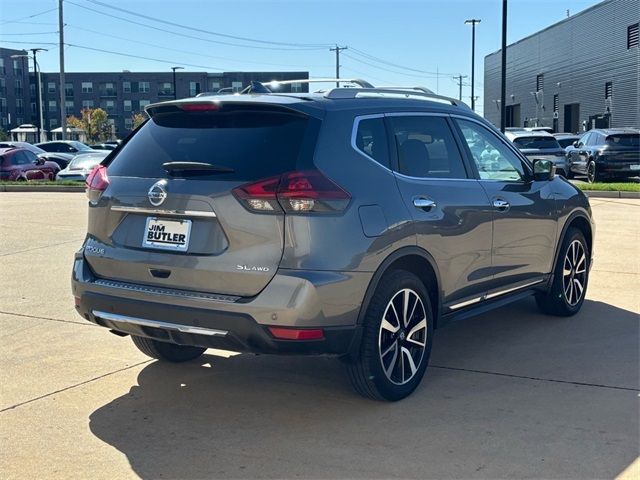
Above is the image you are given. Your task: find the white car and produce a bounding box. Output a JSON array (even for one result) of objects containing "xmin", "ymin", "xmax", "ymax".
[{"xmin": 56, "ymin": 151, "xmax": 109, "ymax": 181}]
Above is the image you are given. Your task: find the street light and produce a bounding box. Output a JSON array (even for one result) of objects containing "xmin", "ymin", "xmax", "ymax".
[
  {"xmin": 12, "ymin": 48, "xmax": 48, "ymax": 143},
  {"xmin": 464, "ymin": 19, "xmax": 481, "ymax": 111},
  {"xmin": 171, "ymin": 66, "xmax": 184, "ymax": 100}
]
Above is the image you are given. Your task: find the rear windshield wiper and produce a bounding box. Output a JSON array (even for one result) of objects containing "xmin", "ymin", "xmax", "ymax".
[{"xmin": 162, "ymin": 161, "xmax": 235, "ymax": 176}]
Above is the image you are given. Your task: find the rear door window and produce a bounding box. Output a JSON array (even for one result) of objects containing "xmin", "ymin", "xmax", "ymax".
[
  {"xmin": 107, "ymin": 106, "xmax": 316, "ymax": 181},
  {"xmin": 513, "ymin": 137, "xmax": 561, "ymax": 149},
  {"xmin": 388, "ymin": 115, "xmax": 468, "ymax": 179},
  {"xmin": 354, "ymin": 117, "xmax": 390, "ymax": 168},
  {"xmin": 606, "ymin": 134, "xmax": 639, "ymax": 147}
]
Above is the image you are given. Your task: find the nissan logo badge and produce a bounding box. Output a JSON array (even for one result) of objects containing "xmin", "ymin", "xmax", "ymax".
[{"xmin": 148, "ymin": 180, "xmax": 168, "ymax": 206}]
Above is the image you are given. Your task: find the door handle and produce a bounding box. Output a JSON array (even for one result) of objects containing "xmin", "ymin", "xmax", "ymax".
[
  {"xmin": 492, "ymin": 199, "xmax": 510, "ymax": 211},
  {"xmin": 413, "ymin": 197, "xmax": 437, "ymax": 211}
]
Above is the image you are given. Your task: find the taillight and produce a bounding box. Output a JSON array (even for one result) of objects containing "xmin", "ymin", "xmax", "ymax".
[
  {"xmin": 85, "ymin": 165, "xmax": 109, "ymax": 201},
  {"xmin": 233, "ymin": 170, "xmax": 350, "ymax": 214}
]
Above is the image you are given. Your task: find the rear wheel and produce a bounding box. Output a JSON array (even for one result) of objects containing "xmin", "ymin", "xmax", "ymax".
[
  {"xmin": 131, "ymin": 335, "xmax": 206, "ymax": 362},
  {"xmin": 586, "ymin": 160, "xmax": 601, "ymax": 183},
  {"xmin": 345, "ymin": 270, "xmax": 433, "ymax": 401},
  {"xmin": 536, "ymin": 228, "xmax": 589, "ymax": 316}
]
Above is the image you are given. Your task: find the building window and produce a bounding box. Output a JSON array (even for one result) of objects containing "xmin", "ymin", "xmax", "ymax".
[
  {"xmin": 15, "ymin": 79, "xmax": 22, "ymax": 96},
  {"xmin": 81, "ymin": 82, "xmax": 93, "ymax": 93},
  {"xmin": 231, "ymin": 81, "xmax": 243, "ymax": 93},
  {"xmin": 102, "ymin": 82, "xmax": 116, "ymax": 96},
  {"xmin": 536, "ymin": 74, "xmax": 544, "ymax": 92},
  {"xmin": 209, "ymin": 81, "xmax": 220, "ymax": 91},
  {"xmin": 65, "ymin": 83, "xmax": 74, "ymax": 96},
  {"xmin": 123, "ymin": 100, "xmax": 132, "ymax": 112},
  {"xmin": 159, "ymin": 82, "xmax": 172, "ymax": 95},
  {"xmin": 605, "ymin": 82, "xmax": 612, "ymax": 99},
  {"xmin": 139, "ymin": 81, "xmax": 150, "ymax": 93},
  {"xmin": 31, "ymin": 102, "xmax": 37, "ymax": 115},
  {"xmin": 16, "ymin": 99, "xmax": 23, "ymax": 114},
  {"xmin": 0, "ymin": 58, "xmax": 4, "ymax": 75},
  {"xmin": 50, "ymin": 118, "xmax": 58, "ymax": 128},
  {"xmin": 0, "ymin": 98, "xmax": 6, "ymax": 113},
  {"xmin": 189, "ymin": 81, "xmax": 200, "ymax": 96},
  {"xmin": 291, "ymin": 82, "xmax": 302, "ymax": 93},
  {"xmin": 124, "ymin": 118, "xmax": 133, "ymax": 130},
  {"xmin": 16, "ymin": 117, "xmax": 24, "ymax": 126},
  {"xmin": 553, "ymin": 94, "xmax": 558, "ymax": 112},
  {"xmin": 48, "ymin": 82, "xmax": 56, "ymax": 93},
  {"xmin": 0, "ymin": 78, "xmax": 5, "ymax": 95},
  {"xmin": 105, "ymin": 100, "xmax": 115, "ymax": 112},
  {"xmin": 628, "ymin": 23, "xmax": 639, "ymax": 49},
  {"xmin": 65, "ymin": 100, "xmax": 74, "ymax": 114},
  {"xmin": 82, "ymin": 100, "xmax": 94, "ymax": 109},
  {"xmin": 107, "ymin": 118, "xmax": 117, "ymax": 133},
  {"xmin": 13, "ymin": 59, "xmax": 22, "ymax": 76},
  {"xmin": 123, "ymin": 81, "xmax": 131, "ymax": 93},
  {"xmin": 49, "ymin": 100, "xmax": 57, "ymax": 112},
  {"xmin": 139, "ymin": 99, "xmax": 150, "ymax": 109}
]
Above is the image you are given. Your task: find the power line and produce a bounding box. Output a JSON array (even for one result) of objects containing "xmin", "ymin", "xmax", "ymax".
[
  {"xmin": 66, "ymin": 24, "xmax": 331, "ymax": 70},
  {"xmin": 349, "ymin": 47, "xmax": 458, "ymax": 76},
  {"xmin": 0, "ymin": 40, "xmax": 58, "ymax": 45},
  {"xmin": 66, "ymin": 1, "xmax": 326, "ymax": 52},
  {"xmin": 86, "ymin": 0, "xmax": 332, "ymax": 49},
  {"xmin": 0, "ymin": 31, "xmax": 58, "ymax": 35},
  {"xmin": 0, "ymin": 7, "xmax": 57, "ymax": 26},
  {"xmin": 342, "ymin": 52, "xmax": 441, "ymax": 79}
]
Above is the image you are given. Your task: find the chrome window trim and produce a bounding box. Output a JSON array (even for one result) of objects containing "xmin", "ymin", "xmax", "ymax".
[
  {"xmin": 92, "ymin": 310, "xmax": 228, "ymax": 337},
  {"xmin": 111, "ymin": 205, "xmax": 217, "ymax": 218},
  {"xmin": 351, "ymin": 114, "xmax": 395, "ymax": 175}
]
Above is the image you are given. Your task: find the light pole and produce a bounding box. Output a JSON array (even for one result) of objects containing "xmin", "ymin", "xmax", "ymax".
[
  {"xmin": 171, "ymin": 66, "xmax": 184, "ymax": 100},
  {"xmin": 12, "ymin": 48, "xmax": 47, "ymax": 143},
  {"xmin": 465, "ymin": 19, "xmax": 481, "ymax": 111}
]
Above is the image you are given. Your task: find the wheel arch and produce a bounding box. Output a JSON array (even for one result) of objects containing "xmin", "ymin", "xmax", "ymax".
[
  {"xmin": 551, "ymin": 211, "xmax": 593, "ymax": 284},
  {"xmin": 356, "ymin": 246, "xmax": 442, "ymax": 330}
]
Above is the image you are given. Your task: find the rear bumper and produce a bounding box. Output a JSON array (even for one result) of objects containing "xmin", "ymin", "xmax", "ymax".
[
  {"xmin": 71, "ymin": 252, "xmax": 368, "ymax": 355},
  {"xmin": 598, "ymin": 161, "xmax": 640, "ymax": 176}
]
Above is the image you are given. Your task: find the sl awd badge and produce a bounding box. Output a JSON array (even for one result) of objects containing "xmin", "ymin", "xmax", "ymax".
[{"xmin": 148, "ymin": 180, "xmax": 168, "ymax": 206}]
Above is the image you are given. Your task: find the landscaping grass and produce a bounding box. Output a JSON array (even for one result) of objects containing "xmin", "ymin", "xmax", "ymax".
[
  {"xmin": 0, "ymin": 180, "xmax": 84, "ymax": 186},
  {"xmin": 574, "ymin": 182, "xmax": 640, "ymax": 192}
]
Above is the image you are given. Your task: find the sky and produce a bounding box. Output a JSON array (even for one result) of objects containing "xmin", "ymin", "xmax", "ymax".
[{"xmin": 1, "ymin": 0, "xmax": 600, "ymax": 114}]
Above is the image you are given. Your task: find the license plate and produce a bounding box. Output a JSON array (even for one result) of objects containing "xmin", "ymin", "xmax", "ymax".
[
  {"xmin": 630, "ymin": 165, "xmax": 640, "ymax": 171},
  {"xmin": 143, "ymin": 217, "xmax": 192, "ymax": 251}
]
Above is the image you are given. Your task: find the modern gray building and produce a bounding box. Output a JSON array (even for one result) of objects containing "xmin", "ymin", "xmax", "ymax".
[
  {"xmin": 0, "ymin": 46, "xmax": 308, "ymax": 139},
  {"xmin": 484, "ymin": 0, "xmax": 639, "ymax": 133}
]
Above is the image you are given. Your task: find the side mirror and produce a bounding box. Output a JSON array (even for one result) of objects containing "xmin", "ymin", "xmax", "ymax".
[
  {"xmin": 35, "ymin": 158, "xmax": 45, "ymax": 165},
  {"xmin": 533, "ymin": 158, "xmax": 555, "ymax": 181}
]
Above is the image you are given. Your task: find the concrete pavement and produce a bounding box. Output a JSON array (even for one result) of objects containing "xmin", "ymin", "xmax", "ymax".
[{"xmin": 0, "ymin": 192, "xmax": 638, "ymax": 479}]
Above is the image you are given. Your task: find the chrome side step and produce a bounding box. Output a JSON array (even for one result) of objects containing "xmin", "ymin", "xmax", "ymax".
[
  {"xmin": 92, "ymin": 310, "xmax": 228, "ymax": 337},
  {"xmin": 448, "ymin": 278, "xmax": 545, "ymax": 311}
]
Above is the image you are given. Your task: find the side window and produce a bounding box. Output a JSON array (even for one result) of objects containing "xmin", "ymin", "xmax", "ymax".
[
  {"xmin": 354, "ymin": 117, "xmax": 389, "ymax": 168},
  {"xmin": 578, "ymin": 133, "xmax": 591, "ymax": 147},
  {"xmin": 11, "ymin": 151, "xmax": 30, "ymax": 165},
  {"xmin": 388, "ymin": 115, "xmax": 467, "ymax": 179},
  {"xmin": 23, "ymin": 151, "xmax": 37, "ymax": 163},
  {"xmin": 455, "ymin": 119, "xmax": 526, "ymax": 181},
  {"xmin": 46, "ymin": 143, "xmax": 59, "ymax": 152}
]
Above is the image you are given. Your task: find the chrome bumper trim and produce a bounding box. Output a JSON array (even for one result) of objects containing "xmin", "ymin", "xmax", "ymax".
[
  {"xmin": 92, "ymin": 310, "xmax": 228, "ymax": 337},
  {"xmin": 111, "ymin": 205, "xmax": 217, "ymax": 218},
  {"xmin": 92, "ymin": 279, "xmax": 239, "ymax": 303}
]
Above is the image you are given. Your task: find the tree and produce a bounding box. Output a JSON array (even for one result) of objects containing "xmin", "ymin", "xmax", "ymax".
[
  {"xmin": 67, "ymin": 108, "xmax": 111, "ymax": 143},
  {"xmin": 131, "ymin": 112, "xmax": 147, "ymax": 130},
  {"xmin": 0, "ymin": 128, "xmax": 9, "ymax": 141}
]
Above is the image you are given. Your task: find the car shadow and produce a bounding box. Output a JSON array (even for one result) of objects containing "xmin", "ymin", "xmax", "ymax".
[{"xmin": 89, "ymin": 298, "xmax": 639, "ymax": 479}]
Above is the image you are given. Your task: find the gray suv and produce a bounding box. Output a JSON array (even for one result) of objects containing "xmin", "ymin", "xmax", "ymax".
[{"xmin": 72, "ymin": 81, "xmax": 595, "ymax": 401}]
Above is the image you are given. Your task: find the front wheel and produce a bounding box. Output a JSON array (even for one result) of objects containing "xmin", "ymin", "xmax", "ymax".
[
  {"xmin": 536, "ymin": 228, "xmax": 589, "ymax": 316},
  {"xmin": 586, "ymin": 160, "xmax": 601, "ymax": 183},
  {"xmin": 345, "ymin": 270, "xmax": 433, "ymax": 401},
  {"xmin": 131, "ymin": 335, "xmax": 206, "ymax": 362}
]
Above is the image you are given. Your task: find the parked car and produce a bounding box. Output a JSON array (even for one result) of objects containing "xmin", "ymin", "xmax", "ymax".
[
  {"xmin": 565, "ymin": 128, "xmax": 640, "ymax": 182},
  {"xmin": 56, "ymin": 151, "xmax": 109, "ymax": 181},
  {"xmin": 35, "ymin": 140, "xmax": 94, "ymax": 155},
  {"xmin": 73, "ymin": 84, "xmax": 594, "ymax": 401},
  {"xmin": 0, "ymin": 147, "xmax": 60, "ymax": 181},
  {"xmin": 553, "ymin": 133, "xmax": 581, "ymax": 149},
  {"xmin": 90, "ymin": 143, "xmax": 117, "ymax": 151},
  {"xmin": 505, "ymin": 130, "xmax": 568, "ymax": 176},
  {"xmin": 0, "ymin": 141, "xmax": 75, "ymax": 169},
  {"xmin": 526, "ymin": 126, "xmax": 555, "ymax": 134}
]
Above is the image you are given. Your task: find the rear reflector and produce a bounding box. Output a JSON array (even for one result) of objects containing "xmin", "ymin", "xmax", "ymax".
[
  {"xmin": 179, "ymin": 103, "xmax": 220, "ymax": 112},
  {"xmin": 268, "ymin": 327, "xmax": 324, "ymax": 340},
  {"xmin": 233, "ymin": 170, "xmax": 350, "ymax": 214}
]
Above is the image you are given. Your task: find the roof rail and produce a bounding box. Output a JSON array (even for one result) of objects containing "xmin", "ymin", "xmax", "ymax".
[
  {"xmin": 324, "ymin": 88, "xmax": 465, "ymax": 107},
  {"xmin": 375, "ymin": 86, "xmax": 435, "ymax": 94},
  {"xmin": 265, "ymin": 78, "xmax": 375, "ymax": 89}
]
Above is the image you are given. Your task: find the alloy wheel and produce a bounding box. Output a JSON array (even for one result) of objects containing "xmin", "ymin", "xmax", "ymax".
[
  {"xmin": 378, "ymin": 288, "xmax": 428, "ymax": 385},
  {"xmin": 563, "ymin": 239, "xmax": 587, "ymax": 306},
  {"xmin": 587, "ymin": 162, "xmax": 596, "ymax": 183}
]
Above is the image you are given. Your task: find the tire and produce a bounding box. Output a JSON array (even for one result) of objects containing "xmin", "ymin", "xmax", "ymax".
[
  {"xmin": 345, "ymin": 270, "xmax": 434, "ymax": 401},
  {"xmin": 536, "ymin": 228, "xmax": 589, "ymax": 316},
  {"xmin": 564, "ymin": 168, "xmax": 574, "ymax": 179},
  {"xmin": 131, "ymin": 335, "xmax": 206, "ymax": 362},
  {"xmin": 586, "ymin": 160, "xmax": 601, "ymax": 183}
]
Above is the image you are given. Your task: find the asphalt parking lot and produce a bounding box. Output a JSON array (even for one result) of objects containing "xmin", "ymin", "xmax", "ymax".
[{"xmin": 0, "ymin": 192, "xmax": 638, "ymax": 479}]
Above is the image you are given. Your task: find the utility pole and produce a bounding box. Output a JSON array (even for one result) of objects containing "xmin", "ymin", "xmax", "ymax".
[
  {"xmin": 330, "ymin": 45, "xmax": 347, "ymax": 88},
  {"xmin": 500, "ymin": 0, "xmax": 508, "ymax": 132},
  {"xmin": 58, "ymin": 0, "xmax": 66, "ymax": 140},
  {"xmin": 30, "ymin": 48, "xmax": 46, "ymax": 143},
  {"xmin": 465, "ymin": 19, "xmax": 481, "ymax": 111},
  {"xmin": 454, "ymin": 74, "xmax": 468, "ymax": 101},
  {"xmin": 171, "ymin": 66, "xmax": 184, "ymax": 100}
]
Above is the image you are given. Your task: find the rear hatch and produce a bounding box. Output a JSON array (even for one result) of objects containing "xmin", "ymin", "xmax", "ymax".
[
  {"xmin": 513, "ymin": 136, "xmax": 566, "ymax": 161},
  {"xmin": 84, "ymin": 101, "xmax": 320, "ymax": 297},
  {"xmin": 603, "ymin": 133, "xmax": 640, "ymax": 163}
]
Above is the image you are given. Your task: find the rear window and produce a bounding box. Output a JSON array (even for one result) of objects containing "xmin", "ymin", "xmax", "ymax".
[
  {"xmin": 606, "ymin": 134, "xmax": 639, "ymax": 147},
  {"xmin": 107, "ymin": 107, "xmax": 316, "ymax": 181},
  {"xmin": 557, "ymin": 137, "xmax": 578, "ymax": 148},
  {"xmin": 513, "ymin": 137, "xmax": 561, "ymax": 150},
  {"xmin": 69, "ymin": 154, "xmax": 105, "ymax": 169}
]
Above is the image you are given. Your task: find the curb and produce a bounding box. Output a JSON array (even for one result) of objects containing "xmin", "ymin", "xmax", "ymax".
[
  {"xmin": 0, "ymin": 185, "xmax": 85, "ymax": 193},
  {"xmin": 582, "ymin": 190, "xmax": 640, "ymax": 199}
]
